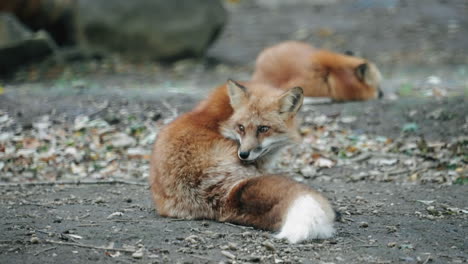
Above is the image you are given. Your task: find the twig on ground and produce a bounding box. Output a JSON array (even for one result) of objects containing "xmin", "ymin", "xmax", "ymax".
[
  {"xmin": 223, "ymin": 222, "xmax": 254, "ymax": 230},
  {"xmin": 19, "ymin": 202, "xmax": 55, "ymax": 208},
  {"xmin": 386, "ymin": 169, "xmax": 411, "ymax": 176},
  {"xmin": 79, "ymin": 213, "xmax": 90, "ymax": 219},
  {"xmin": 108, "ymin": 219, "xmax": 146, "ymax": 223},
  {"xmin": 354, "ymin": 244, "xmax": 379, "ymax": 248},
  {"xmin": 350, "ymin": 235, "xmax": 367, "ymax": 243},
  {"xmin": 77, "ymin": 224, "xmax": 100, "ymax": 227},
  {"xmin": 366, "ymin": 152, "xmax": 407, "ymax": 159},
  {"xmin": 34, "ymin": 246, "xmax": 57, "ymax": 256},
  {"xmin": 0, "ymin": 179, "xmax": 147, "ymax": 187},
  {"xmin": 44, "ymin": 240, "xmax": 136, "ymax": 253},
  {"xmin": 167, "ymin": 218, "xmax": 187, "ymax": 222},
  {"xmin": 349, "ymin": 153, "xmax": 372, "ymax": 163},
  {"xmin": 35, "ymin": 229, "xmax": 52, "ymax": 235}
]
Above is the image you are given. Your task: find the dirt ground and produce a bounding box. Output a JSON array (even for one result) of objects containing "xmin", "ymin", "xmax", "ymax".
[{"xmin": 1, "ymin": 0, "xmax": 467, "ymax": 263}]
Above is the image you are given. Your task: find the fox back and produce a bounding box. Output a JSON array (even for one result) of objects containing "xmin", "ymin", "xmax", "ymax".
[{"xmin": 252, "ymin": 41, "xmax": 382, "ymax": 101}]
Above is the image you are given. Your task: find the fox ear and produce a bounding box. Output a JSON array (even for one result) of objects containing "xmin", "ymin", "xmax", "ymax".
[
  {"xmin": 278, "ymin": 87, "xmax": 304, "ymax": 116},
  {"xmin": 227, "ymin": 79, "xmax": 249, "ymax": 110},
  {"xmin": 355, "ymin": 63, "xmax": 368, "ymax": 82}
]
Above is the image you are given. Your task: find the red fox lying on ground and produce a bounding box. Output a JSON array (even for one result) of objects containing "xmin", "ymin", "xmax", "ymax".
[
  {"xmin": 252, "ymin": 41, "xmax": 383, "ymax": 101},
  {"xmin": 150, "ymin": 80, "xmax": 336, "ymax": 243}
]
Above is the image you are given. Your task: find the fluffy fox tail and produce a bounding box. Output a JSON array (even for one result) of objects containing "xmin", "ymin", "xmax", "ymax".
[{"xmin": 221, "ymin": 175, "xmax": 335, "ymax": 243}]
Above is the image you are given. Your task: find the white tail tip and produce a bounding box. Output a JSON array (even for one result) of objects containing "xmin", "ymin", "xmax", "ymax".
[{"xmin": 275, "ymin": 195, "xmax": 335, "ymax": 243}]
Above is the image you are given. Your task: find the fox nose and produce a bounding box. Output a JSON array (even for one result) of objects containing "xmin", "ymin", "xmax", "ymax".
[
  {"xmin": 378, "ymin": 89, "xmax": 384, "ymax": 99},
  {"xmin": 239, "ymin": 151, "xmax": 250, "ymax": 160}
]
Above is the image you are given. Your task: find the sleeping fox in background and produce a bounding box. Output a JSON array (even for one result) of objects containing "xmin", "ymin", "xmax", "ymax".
[
  {"xmin": 150, "ymin": 80, "xmax": 336, "ymax": 243},
  {"xmin": 252, "ymin": 41, "xmax": 383, "ymax": 101}
]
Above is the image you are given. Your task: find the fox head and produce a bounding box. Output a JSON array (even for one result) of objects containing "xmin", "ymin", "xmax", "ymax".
[
  {"xmin": 221, "ymin": 80, "xmax": 304, "ymax": 162},
  {"xmin": 314, "ymin": 51, "xmax": 383, "ymax": 101}
]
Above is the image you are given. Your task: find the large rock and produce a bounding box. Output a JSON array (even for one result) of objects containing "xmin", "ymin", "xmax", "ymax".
[
  {"xmin": 77, "ymin": 0, "xmax": 227, "ymax": 60},
  {"xmin": 0, "ymin": 13, "xmax": 56, "ymax": 74},
  {"xmin": 0, "ymin": 0, "xmax": 78, "ymax": 46}
]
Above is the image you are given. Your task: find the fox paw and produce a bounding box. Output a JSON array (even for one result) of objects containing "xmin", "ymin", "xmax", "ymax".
[{"xmin": 275, "ymin": 195, "xmax": 335, "ymax": 243}]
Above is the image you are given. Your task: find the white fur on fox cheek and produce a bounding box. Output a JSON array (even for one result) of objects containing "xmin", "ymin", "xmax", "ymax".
[
  {"xmin": 275, "ymin": 195, "xmax": 335, "ymax": 243},
  {"xmin": 261, "ymin": 135, "xmax": 289, "ymax": 150},
  {"xmin": 220, "ymin": 127, "xmax": 240, "ymax": 142}
]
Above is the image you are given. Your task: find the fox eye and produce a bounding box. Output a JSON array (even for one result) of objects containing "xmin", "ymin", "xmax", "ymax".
[
  {"xmin": 237, "ymin": 124, "xmax": 245, "ymax": 133},
  {"xmin": 257, "ymin": 126, "xmax": 270, "ymax": 133}
]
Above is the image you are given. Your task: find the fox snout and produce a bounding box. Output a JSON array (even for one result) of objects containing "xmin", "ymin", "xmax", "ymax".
[
  {"xmin": 239, "ymin": 151, "xmax": 250, "ymax": 160},
  {"xmin": 238, "ymin": 144, "xmax": 263, "ymax": 161}
]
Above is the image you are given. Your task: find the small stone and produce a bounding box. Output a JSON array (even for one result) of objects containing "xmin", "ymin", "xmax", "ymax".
[
  {"xmin": 16, "ymin": 149, "xmax": 35, "ymax": 157},
  {"xmin": 399, "ymin": 243, "xmax": 414, "ymax": 250},
  {"xmin": 300, "ymin": 166, "xmax": 316, "ymax": 178},
  {"xmin": 409, "ymin": 172, "xmax": 419, "ymax": 182},
  {"xmin": 30, "ymin": 236, "xmax": 40, "ymax": 244},
  {"xmin": 386, "ymin": 225, "xmax": 398, "ymax": 233},
  {"xmin": 106, "ymin": 212, "xmax": 124, "ymax": 219},
  {"xmin": 227, "ymin": 242, "xmax": 238, "ymax": 251},
  {"xmin": 184, "ymin": 235, "xmax": 199, "ymax": 244},
  {"xmin": 262, "ymin": 240, "xmax": 276, "ymax": 251},
  {"xmin": 274, "ymin": 258, "xmax": 284, "ymax": 263},
  {"xmin": 219, "ymin": 245, "xmax": 229, "ymax": 250},
  {"xmin": 359, "ymin": 222, "xmax": 369, "ymax": 228},
  {"xmin": 314, "ymin": 157, "xmax": 335, "ymax": 168},
  {"xmin": 426, "ymin": 206, "xmax": 440, "ymax": 216},
  {"xmin": 127, "ymin": 147, "xmax": 150, "ymax": 159},
  {"xmin": 0, "ymin": 114, "xmax": 9, "ymax": 123},
  {"xmin": 132, "ymin": 248, "xmax": 144, "ymax": 259},
  {"xmin": 93, "ymin": 197, "xmax": 106, "ymax": 204},
  {"xmin": 74, "ymin": 115, "xmax": 90, "ymax": 130},
  {"xmin": 370, "ymin": 158, "xmax": 398, "ymax": 166},
  {"xmin": 221, "ymin": 250, "xmax": 236, "ymax": 260},
  {"xmin": 248, "ymin": 255, "xmax": 262, "ymax": 262},
  {"xmin": 241, "ymin": 231, "xmax": 252, "ymax": 237},
  {"xmin": 340, "ymin": 116, "xmax": 357, "ymax": 123},
  {"xmin": 387, "ymin": 242, "xmax": 398, "ymax": 248},
  {"xmin": 109, "ymin": 133, "xmax": 136, "ymax": 148},
  {"xmin": 336, "ymin": 256, "xmax": 345, "ymax": 261},
  {"xmin": 399, "ymin": 256, "xmax": 415, "ymax": 262}
]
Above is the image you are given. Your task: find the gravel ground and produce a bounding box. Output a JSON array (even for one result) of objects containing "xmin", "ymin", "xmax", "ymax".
[
  {"xmin": 0, "ymin": 182, "xmax": 466, "ymax": 264},
  {"xmin": 0, "ymin": 0, "xmax": 467, "ymax": 263}
]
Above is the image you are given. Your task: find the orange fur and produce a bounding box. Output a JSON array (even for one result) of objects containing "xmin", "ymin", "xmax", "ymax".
[
  {"xmin": 149, "ymin": 81, "xmax": 335, "ymax": 241},
  {"xmin": 252, "ymin": 41, "xmax": 382, "ymax": 101}
]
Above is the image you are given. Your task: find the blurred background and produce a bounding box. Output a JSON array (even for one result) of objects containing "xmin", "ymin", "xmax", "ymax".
[
  {"xmin": 1, "ymin": 0, "xmax": 467, "ymax": 94},
  {"xmin": 0, "ymin": 0, "xmax": 466, "ymax": 184}
]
